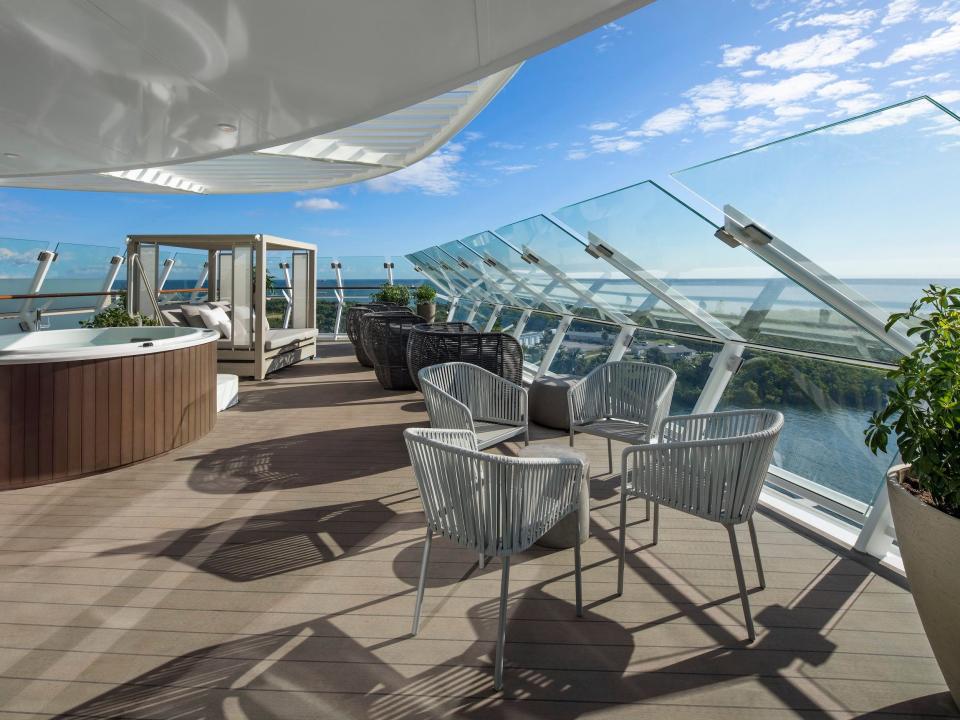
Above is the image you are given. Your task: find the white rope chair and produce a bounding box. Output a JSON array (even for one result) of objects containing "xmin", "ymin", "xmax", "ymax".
[
  {"xmin": 404, "ymin": 427, "xmax": 587, "ymax": 690},
  {"xmin": 419, "ymin": 362, "xmax": 528, "ymax": 450},
  {"xmin": 617, "ymin": 409, "xmax": 784, "ymax": 641},
  {"xmin": 568, "ymin": 361, "xmax": 677, "ymax": 472}
]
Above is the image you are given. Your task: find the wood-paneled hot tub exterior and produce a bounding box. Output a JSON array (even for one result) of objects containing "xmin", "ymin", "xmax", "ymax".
[{"xmin": 0, "ymin": 328, "xmax": 219, "ymax": 489}]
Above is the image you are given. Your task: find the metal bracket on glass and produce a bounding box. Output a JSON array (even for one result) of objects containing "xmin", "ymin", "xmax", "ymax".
[
  {"xmin": 723, "ymin": 204, "xmax": 914, "ymax": 357},
  {"xmin": 692, "ymin": 341, "xmax": 745, "ymax": 414},
  {"xmin": 581, "ymin": 230, "xmax": 743, "ymax": 343},
  {"xmin": 472, "ymin": 252, "xmax": 566, "ymax": 315},
  {"xmin": 384, "ymin": 261, "xmax": 395, "ymax": 285}
]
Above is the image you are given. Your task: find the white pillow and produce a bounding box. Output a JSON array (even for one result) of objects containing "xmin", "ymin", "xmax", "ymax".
[{"xmin": 198, "ymin": 305, "xmax": 232, "ymax": 340}]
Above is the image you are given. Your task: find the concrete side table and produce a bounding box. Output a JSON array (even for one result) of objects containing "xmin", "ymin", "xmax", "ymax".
[
  {"xmin": 519, "ymin": 444, "xmax": 590, "ymax": 548},
  {"xmin": 529, "ymin": 375, "xmax": 578, "ymax": 430}
]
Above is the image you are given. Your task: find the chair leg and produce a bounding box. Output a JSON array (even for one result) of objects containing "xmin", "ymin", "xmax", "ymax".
[
  {"xmin": 726, "ymin": 524, "xmax": 756, "ymax": 642},
  {"xmin": 645, "ymin": 498, "xmax": 650, "ymax": 522},
  {"xmin": 652, "ymin": 502, "xmax": 660, "ymax": 545},
  {"xmin": 412, "ymin": 529, "xmax": 433, "ymax": 636},
  {"xmin": 479, "ymin": 553, "xmax": 485, "ymax": 569},
  {"xmin": 574, "ymin": 508, "xmax": 583, "ymax": 617},
  {"xmin": 524, "ymin": 425, "xmax": 529, "ymax": 447},
  {"xmin": 617, "ymin": 490, "xmax": 628, "ymax": 596},
  {"xmin": 747, "ymin": 517, "xmax": 765, "ymax": 590},
  {"xmin": 607, "ymin": 438, "xmax": 613, "ymax": 474},
  {"xmin": 569, "ymin": 428, "xmax": 575, "ymax": 448},
  {"xmin": 494, "ymin": 557, "xmax": 511, "ymax": 690}
]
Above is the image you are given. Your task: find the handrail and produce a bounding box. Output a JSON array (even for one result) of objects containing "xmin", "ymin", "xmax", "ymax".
[
  {"xmin": 0, "ymin": 290, "xmax": 122, "ymax": 300},
  {"xmin": 128, "ymin": 253, "xmax": 166, "ymax": 326}
]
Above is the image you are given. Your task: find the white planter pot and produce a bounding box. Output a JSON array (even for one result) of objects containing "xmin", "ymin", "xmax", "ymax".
[{"xmin": 887, "ymin": 464, "xmax": 960, "ymax": 706}]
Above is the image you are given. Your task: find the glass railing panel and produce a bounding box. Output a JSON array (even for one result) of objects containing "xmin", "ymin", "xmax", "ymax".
[
  {"xmin": 495, "ymin": 215, "xmax": 670, "ymax": 328},
  {"xmin": 338, "ymin": 256, "xmax": 390, "ymax": 299},
  {"xmin": 553, "ymin": 180, "xmax": 897, "ymax": 363},
  {"xmin": 316, "ymin": 299, "xmax": 340, "ymax": 333},
  {"xmin": 633, "ymin": 330, "xmax": 723, "ymax": 415},
  {"xmin": 0, "ymin": 237, "xmax": 49, "ymax": 322},
  {"xmin": 717, "ymin": 348, "xmax": 894, "ymax": 507},
  {"xmin": 42, "ymin": 243, "xmax": 120, "ymax": 326},
  {"xmin": 161, "ymin": 251, "xmax": 208, "ymax": 304},
  {"xmin": 547, "ymin": 318, "xmax": 616, "ymax": 377},
  {"xmin": 418, "ymin": 247, "xmax": 495, "ymax": 305},
  {"xmin": 495, "ymin": 306, "xmax": 524, "ymax": 334},
  {"xmin": 472, "ymin": 303, "xmax": 495, "ymax": 330},
  {"xmin": 438, "ymin": 240, "xmax": 519, "ymax": 308},
  {"xmin": 673, "ymin": 96, "xmax": 960, "ymax": 325},
  {"xmin": 390, "ymin": 255, "xmax": 429, "ymax": 294},
  {"xmin": 459, "ymin": 231, "xmax": 582, "ymax": 316}
]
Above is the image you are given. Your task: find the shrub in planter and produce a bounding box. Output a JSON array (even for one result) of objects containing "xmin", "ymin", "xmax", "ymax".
[
  {"xmin": 866, "ymin": 284, "xmax": 960, "ymax": 705},
  {"xmin": 372, "ymin": 283, "xmax": 410, "ymax": 307},
  {"xmin": 81, "ymin": 296, "xmax": 158, "ymax": 328},
  {"xmin": 414, "ymin": 284, "xmax": 437, "ymax": 323}
]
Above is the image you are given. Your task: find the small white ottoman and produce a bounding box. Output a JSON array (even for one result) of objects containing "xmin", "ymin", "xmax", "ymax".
[{"xmin": 518, "ymin": 444, "xmax": 590, "ymax": 549}]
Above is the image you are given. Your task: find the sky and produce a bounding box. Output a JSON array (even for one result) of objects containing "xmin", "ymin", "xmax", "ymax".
[{"xmin": 1, "ymin": 0, "xmax": 959, "ymax": 260}]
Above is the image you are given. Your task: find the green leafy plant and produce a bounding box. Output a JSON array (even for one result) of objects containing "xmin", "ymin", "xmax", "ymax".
[
  {"xmin": 414, "ymin": 283, "xmax": 437, "ymax": 304},
  {"xmin": 866, "ymin": 284, "xmax": 960, "ymax": 517},
  {"xmin": 81, "ymin": 296, "xmax": 159, "ymax": 329},
  {"xmin": 372, "ymin": 283, "xmax": 410, "ymax": 306}
]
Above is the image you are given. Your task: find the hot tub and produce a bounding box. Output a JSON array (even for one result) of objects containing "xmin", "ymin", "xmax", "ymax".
[{"xmin": 0, "ymin": 327, "xmax": 220, "ymax": 489}]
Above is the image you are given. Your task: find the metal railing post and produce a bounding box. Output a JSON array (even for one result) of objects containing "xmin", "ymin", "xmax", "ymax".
[
  {"xmin": 535, "ymin": 314, "xmax": 573, "ymax": 379},
  {"xmin": 95, "ymin": 255, "xmax": 125, "ymax": 312},
  {"xmin": 19, "ymin": 250, "xmax": 56, "ymax": 330}
]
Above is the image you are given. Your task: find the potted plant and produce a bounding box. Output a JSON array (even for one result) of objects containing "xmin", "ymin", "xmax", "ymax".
[
  {"xmin": 866, "ymin": 284, "xmax": 960, "ymax": 705},
  {"xmin": 415, "ymin": 283, "xmax": 437, "ymax": 323},
  {"xmin": 81, "ymin": 295, "xmax": 158, "ymax": 328},
  {"xmin": 371, "ymin": 282, "xmax": 410, "ymax": 308}
]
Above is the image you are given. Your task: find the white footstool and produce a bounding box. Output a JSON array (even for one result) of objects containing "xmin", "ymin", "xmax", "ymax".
[{"xmin": 518, "ymin": 444, "xmax": 590, "ymax": 549}]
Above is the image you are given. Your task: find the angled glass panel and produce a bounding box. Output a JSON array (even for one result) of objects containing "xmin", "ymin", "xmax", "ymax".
[
  {"xmin": 554, "ymin": 181, "xmax": 899, "ymax": 363},
  {"xmin": 0, "ymin": 237, "xmax": 48, "ymax": 320},
  {"xmin": 547, "ymin": 318, "xmax": 617, "ymax": 377},
  {"xmin": 458, "ymin": 231, "xmax": 580, "ymax": 314},
  {"xmin": 437, "ymin": 240, "xmax": 520, "ymax": 308},
  {"xmin": 673, "ymin": 96, "xmax": 960, "ymax": 327},
  {"xmin": 418, "ymin": 247, "xmax": 499, "ymax": 306},
  {"xmin": 162, "ymin": 251, "xmax": 208, "ymax": 303},
  {"xmin": 472, "ymin": 302, "xmax": 495, "ymax": 330},
  {"xmin": 42, "ymin": 243, "xmax": 119, "ymax": 320},
  {"xmin": 406, "ymin": 251, "xmax": 461, "ymax": 299},
  {"xmin": 390, "ymin": 255, "xmax": 425, "ymax": 291},
  {"xmin": 518, "ymin": 310, "xmax": 565, "ymax": 373},
  {"xmin": 495, "ymin": 306, "xmax": 524, "ymax": 334},
  {"xmin": 495, "ymin": 215, "xmax": 668, "ymax": 328}
]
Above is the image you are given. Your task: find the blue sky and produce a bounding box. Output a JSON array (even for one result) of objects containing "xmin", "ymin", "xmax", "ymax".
[{"xmin": 1, "ymin": 0, "xmax": 959, "ymax": 258}]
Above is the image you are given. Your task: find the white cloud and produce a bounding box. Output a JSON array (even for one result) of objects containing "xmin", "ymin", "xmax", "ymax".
[
  {"xmin": 294, "ymin": 197, "xmax": 344, "ymax": 211},
  {"xmin": 719, "ymin": 44, "xmax": 760, "ymax": 67},
  {"xmin": 463, "ymin": 131, "xmax": 483, "ymax": 142},
  {"xmin": 740, "ymin": 69, "xmax": 766, "ymax": 78},
  {"xmin": 878, "ymin": 12, "xmax": 960, "ymax": 65},
  {"xmin": 882, "ymin": 0, "xmax": 919, "ymax": 25},
  {"xmin": 590, "ymin": 136, "xmax": 643, "ymax": 153},
  {"xmin": 497, "ymin": 164, "xmax": 536, "ymax": 174},
  {"xmin": 890, "ymin": 72, "xmax": 950, "ymax": 86},
  {"xmin": 818, "ymin": 79, "xmax": 873, "ymax": 98},
  {"xmin": 367, "ymin": 143, "xmax": 464, "ymax": 195},
  {"xmin": 756, "ymin": 29, "xmax": 877, "ymax": 69},
  {"xmin": 698, "ymin": 115, "xmax": 734, "ymax": 132},
  {"xmin": 774, "ymin": 104, "xmax": 813, "ymax": 117},
  {"xmin": 934, "ymin": 88, "xmax": 960, "ymax": 103},
  {"xmin": 596, "ymin": 21, "xmax": 626, "ymax": 52},
  {"xmin": 567, "ymin": 149, "xmax": 589, "ymax": 160},
  {"xmin": 828, "ymin": 100, "xmax": 933, "ymax": 134},
  {"xmin": 797, "ymin": 9, "xmax": 876, "ymax": 27},
  {"xmin": 488, "ymin": 140, "xmax": 524, "ymax": 150},
  {"xmin": 587, "ymin": 121, "xmax": 620, "ymax": 131},
  {"xmin": 833, "ymin": 93, "xmax": 886, "ymax": 115},
  {"xmin": 630, "ymin": 106, "xmax": 694, "ymax": 136},
  {"xmin": 739, "ymin": 72, "xmax": 837, "ymax": 106},
  {"xmin": 684, "ymin": 78, "xmax": 739, "ymax": 114}
]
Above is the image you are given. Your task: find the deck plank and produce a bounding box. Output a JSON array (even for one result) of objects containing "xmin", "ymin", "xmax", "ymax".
[{"xmin": 0, "ymin": 343, "xmax": 953, "ymax": 719}]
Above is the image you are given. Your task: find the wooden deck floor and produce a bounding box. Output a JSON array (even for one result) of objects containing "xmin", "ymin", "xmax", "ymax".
[{"xmin": 0, "ymin": 343, "xmax": 956, "ymax": 719}]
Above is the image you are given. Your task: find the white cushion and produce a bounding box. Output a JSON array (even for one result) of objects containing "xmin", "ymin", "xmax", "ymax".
[{"xmin": 198, "ymin": 305, "xmax": 232, "ymax": 339}]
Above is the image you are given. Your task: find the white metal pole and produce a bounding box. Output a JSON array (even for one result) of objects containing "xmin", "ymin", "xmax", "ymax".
[
  {"xmin": 281, "ymin": 262, "xmax": 294, "ymax": 329},
  {"xmin": 511, "ymin": 309, "xmax": 532, "ymax": 339},
  {"xmin": 95, "ymin": 255, "xmax": 125, "ymax": 312},
  {"xmin": 190, "ymin": 263, "xmax": 209, "ymax": 303},
  {"xmin": 157, "ymin": 257, "xmax": 175, "ymax": 299},
  {"xmin": 385, "ymin": 261, "xmax": 395, "ymax": 285},
  {"xmin": 483, "ymin": 304, "xmax": 503, "ymax": 332},
  {"xmin": 853, "ymin": 482, "xmax": 896, "ymax": 559},
  {"xmin": 692, "ymin": 341, "xmax": 745, "ymax": 414},
  {"xmin": 332, "ymin": 262, "xmax": 345, "ymax": 338},
  {"xmin": 19, "ymin": 249, "xmax": 56, "ymax": 330},
  {"xmin": 464, "ymin": 300, "xmax": 480, "ymax": 325},
  {"xmin": 535, "ymin": 314, "xmax": 573, "ymax": 379},
  {"xmin": 446, "ymin": 297, "xmax": 460, "ymax": 322},
  {"xmin": 606, "ymin": 324, "xmax": 637, "ymax": 362}
]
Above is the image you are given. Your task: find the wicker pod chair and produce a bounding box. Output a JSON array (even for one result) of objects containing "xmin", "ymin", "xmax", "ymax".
[
  {"xmin": 406, "ymin": 322, "xmax": 477, "ymax": 389},
  {"xmin": 347, "ymin": 303, "xmax": 406, "ymax": 366},
  {"xmin": 406, "ymin": 323, "xmax": 523, "ymax": 389},
  {"xmin": 361, "ymin": 311, "xmax": 426, "ymax": 390}
]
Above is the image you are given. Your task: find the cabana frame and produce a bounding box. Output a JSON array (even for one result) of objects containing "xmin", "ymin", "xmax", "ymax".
[{"xmin": 127, "ymin": 234, "xmax": 317, "ymax": 380}]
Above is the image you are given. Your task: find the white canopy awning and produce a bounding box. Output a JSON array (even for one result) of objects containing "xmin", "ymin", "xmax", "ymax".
[{"xmin": 0, "ymin": 0, "xmax": 652, "ymax": 192}]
